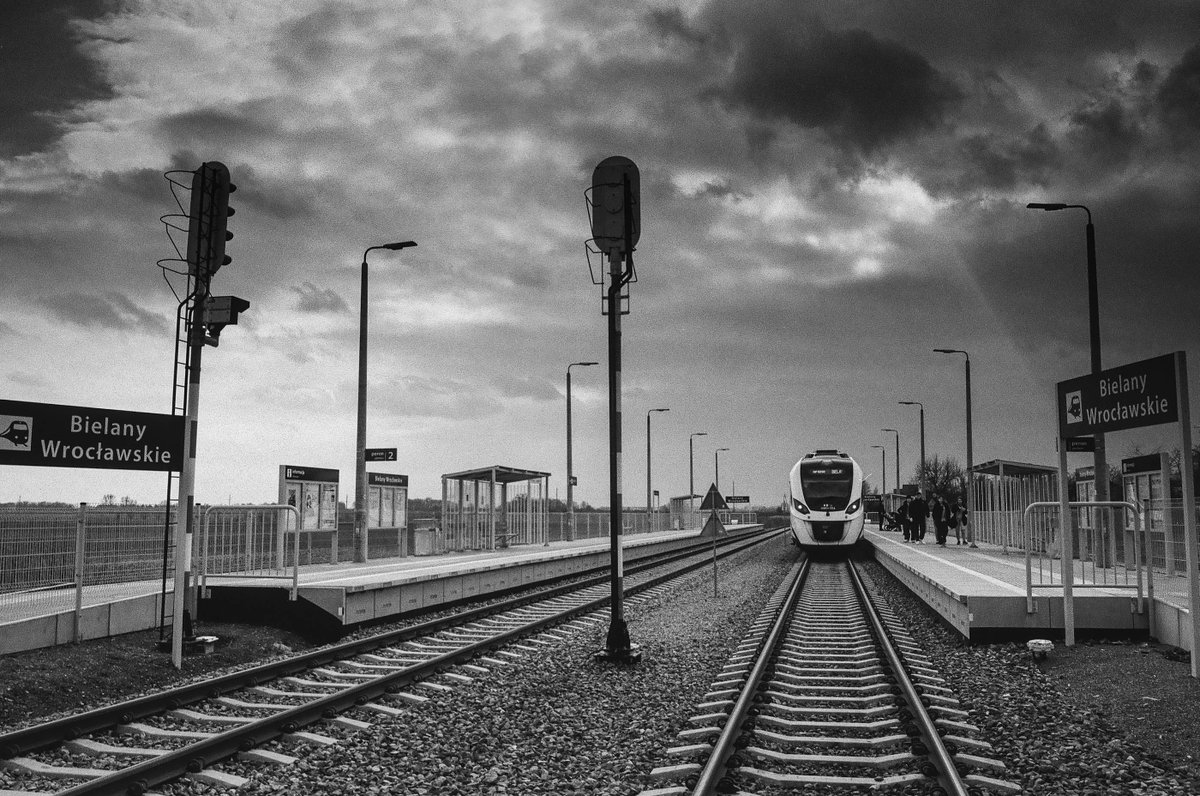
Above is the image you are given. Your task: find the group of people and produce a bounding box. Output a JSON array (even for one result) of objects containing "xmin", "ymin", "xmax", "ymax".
[{"xmin": 884, "ymin": 492, "xmax": 968, "ymax": 546}]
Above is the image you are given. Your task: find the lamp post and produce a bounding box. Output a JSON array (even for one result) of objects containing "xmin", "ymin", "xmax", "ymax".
[
  {"xmin": 689, "ymin": 432, "xmax": 708, "ymax": 520},
  {"xmin": 1026, "ymin": 202, "xmax": 1109, "ymax": 508},
  {"xmin": 646, "ymin": 408, "xmax": 669, "ymax": 532},
  {"xmin": 934, "ymin": 348, "xmax": 974, "ymax": 546},
  {"xmin": 715, "ymin": 447, "xmax": 729, "ymax": 494},
  {"xmin": 355, "ymin": 240, "xmax": 416, "ymax": 564},
  {"xmin": 882, "ymin": 428, "xmax": 900, "ymax": 493},
  {"xmin": 871, "ymin": 444, "xmax": 887, "ymax": 499},
  {"xmin": 898, "ymin": 401, "xmax": 925, "ymax": 493},
  {"xmin": 566, "ymin": 361, "xmax": 599, "ymax": 542}
]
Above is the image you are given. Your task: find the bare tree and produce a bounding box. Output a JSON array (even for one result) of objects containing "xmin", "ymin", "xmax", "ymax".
[{"xmin": 914, "ymin": 455, "xmax": 967, "ymax": 504}]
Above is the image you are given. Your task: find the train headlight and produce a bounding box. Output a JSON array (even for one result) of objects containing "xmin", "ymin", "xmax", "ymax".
[
  {"xmin": 846, "ymin": 498, "xmax": 861, "ymax": 514},
  {"xmin": 791, "ymin": 497, "xmax": 809, "ymax": 515}
]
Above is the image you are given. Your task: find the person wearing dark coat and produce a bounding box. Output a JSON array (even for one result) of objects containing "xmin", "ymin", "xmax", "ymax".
[
  {"xmin": 909, "ymin": 493, "xmax": 929, "ymax": 542},
  {"xmin": 896, "ymin": 496, "xmax": 912, "ymax": 541},
  {"xmin": 930, "ymin": 494, "xmax": 950, "ymax": 546}
]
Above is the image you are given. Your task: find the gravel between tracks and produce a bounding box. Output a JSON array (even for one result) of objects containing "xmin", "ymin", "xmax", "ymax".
[{"xmin": 6, "ymin": 539, "xmax": 1200, "ymax": 795}]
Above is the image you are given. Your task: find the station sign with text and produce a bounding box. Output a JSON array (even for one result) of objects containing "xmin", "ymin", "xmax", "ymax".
[
  {"xmin": 1057, "ymin": 353, "xmax": 1179, "ymax": 438},
  {"xmin": 0, "ymin": 399, "xmax": 184, "ymax": 472}
]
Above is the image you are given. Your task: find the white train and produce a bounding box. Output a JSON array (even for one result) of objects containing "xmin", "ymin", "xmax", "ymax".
[{"xmin": 787, "ymin": 450, "xmax": 866, "ymax": 548}]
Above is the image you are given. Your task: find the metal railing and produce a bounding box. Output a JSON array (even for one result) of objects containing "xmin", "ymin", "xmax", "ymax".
[
  {"xmin": 1023, "ymin": 501, "xmax": 1147, "ymax": 642},
  {"xmin": 199, "ymin": 505, "xmax": 300, "ymax": 600}
]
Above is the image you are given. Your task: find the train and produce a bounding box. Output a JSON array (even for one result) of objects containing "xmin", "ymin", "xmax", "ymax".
[{"xmin": 787, "ymin": 449, "xmax": 866, "ymax": 548}]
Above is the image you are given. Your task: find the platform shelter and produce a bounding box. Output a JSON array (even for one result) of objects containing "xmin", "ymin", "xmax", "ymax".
[
  {"xmin": 970, "ymin": 459, "xmax": 1058, "ymax": 551},
  {"xmin": 440, "ymin": 465, "xmax": 550, "ymax": 552}
]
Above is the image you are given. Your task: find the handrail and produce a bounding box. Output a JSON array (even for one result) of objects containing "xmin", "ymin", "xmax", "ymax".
[
  {"xmin": 1022, "ymin": 500, "xmax": 1145, "ymax": 641},
  {"xmin": 200, "ymin": 504, "xmax": 301, "ymax": 600}
]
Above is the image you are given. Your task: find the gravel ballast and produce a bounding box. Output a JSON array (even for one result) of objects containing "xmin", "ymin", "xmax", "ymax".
[{"xmin": 7, "ymin": 537, "xmax": 1200, "ymax": 795}]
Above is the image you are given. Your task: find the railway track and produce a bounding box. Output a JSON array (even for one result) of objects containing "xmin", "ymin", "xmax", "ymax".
[
  {"xmin": 0, "ymin": 529, "xmax": 778, "ymax": 796},
  {"xmin": 642, "ymin": 557, "xmax": 1021, "ymax": 796}
]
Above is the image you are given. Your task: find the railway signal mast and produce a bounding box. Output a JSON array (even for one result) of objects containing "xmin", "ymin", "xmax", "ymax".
[{"xmin": 586, "ymin": 156, "xmax": 641, "ymax": 664}]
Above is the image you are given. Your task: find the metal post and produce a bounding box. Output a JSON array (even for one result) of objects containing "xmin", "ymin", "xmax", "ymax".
[
  {"xmin": 355, "ymin": 254, "xmax": 369, "ymax": 564},
  {"xmin": 1057, "ymin": 439, "xmax": 1075, "ymax": 646},
  {"xmin": 603, "ymin": 244, "xmax": 631, "ymax": 660},
  {"xmin": 647, "ymin": 408, "xmax": 668, "ymax": 530},
  {"xmin": 74, "ymin": 503, "xmax": 87, "ymax": 644},
  {"xmin": 689, "ymin": 432, "xmax": 707, "ymax": 524},
  {"xmin": 355, "ymin": 241, "xmax": 416, "ymax": 565},
  {"xmin": 965, "ymin": 355, "xmax": 975, "ymax": 546},
  {"xmin": 882, "ymin": 429, "xmax": 899, "ymax": 492},
  {"xmin": 567, "ymin": 367, "xmax": 574, "ymax": 542},
  {"xmin": 1175, "ymin": 352, "xmax": 1198, "ymax": 676},
  {"xmin": 173, "ymin": 260, "xmax": 208, "ymax": 668}
]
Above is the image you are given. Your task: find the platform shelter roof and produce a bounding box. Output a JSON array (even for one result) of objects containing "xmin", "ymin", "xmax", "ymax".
[
  {"xmin": 969, "ymin": 459, "xmax": 1057, "ymax": 478},
  {"xmin": 441, "ymin": 465, "xmax": 551, "ymax": 484}
]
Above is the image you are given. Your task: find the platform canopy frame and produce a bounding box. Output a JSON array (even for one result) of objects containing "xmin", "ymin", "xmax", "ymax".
[
  {"xmin": 969, "ymin": 459, "xmax": 1059, "ymax": 551},
  {"xmin": 440, "ymin": 465, "xmax": 551, "ymax": 551}
]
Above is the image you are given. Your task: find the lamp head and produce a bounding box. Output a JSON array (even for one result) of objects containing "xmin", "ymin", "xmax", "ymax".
[
  {"xmin": 1026, "ymin": 203, "xmax": 1066, "ymax": 211},
  {"xmin": 382, "ymin": 240, "xmax": 417, "ymax": 250}
]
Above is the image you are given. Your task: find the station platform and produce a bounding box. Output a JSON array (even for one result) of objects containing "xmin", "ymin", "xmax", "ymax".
[
  {"xmin": 200, "ymin": 525, "xmax": 724, "ymax": 633},
  {"xmin": 865, "ymin": 526, "xmax": 1198, "ymax": 645}
]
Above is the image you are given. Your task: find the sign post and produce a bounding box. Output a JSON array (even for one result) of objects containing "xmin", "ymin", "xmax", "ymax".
[{"xmin": 1055, "ymin": 352, "xmax": 1196, "ymax": 668}]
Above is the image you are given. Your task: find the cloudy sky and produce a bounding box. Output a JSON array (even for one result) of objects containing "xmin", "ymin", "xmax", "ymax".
[{"xmin": 3, "ymin": 0, "xmax": 1199, "ymax": 509}]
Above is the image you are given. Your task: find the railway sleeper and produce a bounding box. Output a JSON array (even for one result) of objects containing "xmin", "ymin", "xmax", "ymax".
[
  {"xmin": 758, "ymin": 716, "xmax": 900, "ymax": 733},
  {"xmin": 747, "ymin": 745, "xmax": 915, "ymax": 768},
  {"xmin": 168, "ymin": 708, "xmax": 257, "ymax": 725},
  {"xmin": 767, "ymin": 703, "xmax": 895, "ymax": 719},
  {"xmin": 2, "ymin": 757, "xmax": 108, "ymax": 780},
  {"xmin": 766, "ymin": 692, "xmax": 892, "ymax": 706},
  {"xmin": 966, "ymin": 771, "xmax": 1024, "ymax": 795},
  {"xmin": 738, "ymin": 764, "xmax": 927, "ymax": 788},
  {"xmin": 65, "ymin": 739, "xmax": 168, "ymax": 759},
  {"xmin": 770, "ymin": 681, "xmax": 891, "ymax": 695},
  {"xmin": 118, "ymin": 722, "xmax": 216, "ymax": 741},
  {"xmin": 756, "ymin": 730, "xmax": 910, "ymax": 749}
]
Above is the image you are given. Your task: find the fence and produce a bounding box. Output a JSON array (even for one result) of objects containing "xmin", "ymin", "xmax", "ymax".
[{"xmin": 0, "ymin": 504, "xmax": 176, "ymax": 642}]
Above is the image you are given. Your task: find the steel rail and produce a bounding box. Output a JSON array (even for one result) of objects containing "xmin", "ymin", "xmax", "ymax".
[
  {"xmin": 690, "ymin": 557, "xmax": 809, "ymax": 794},
  {"xmin": 12, "ymin": 530, "xmax": 781, "ymax": 795},
  {"xmin": 848, "ymin": 560, "xmax": 971, "ymax": 796},
  {"xmin": 0, "ymin": 526, "xmax": 775, "ymax": 759}
]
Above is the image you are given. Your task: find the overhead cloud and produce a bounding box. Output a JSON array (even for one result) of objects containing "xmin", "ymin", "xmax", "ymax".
[
  {"xmin": 720, "ymin": 27, "xmax": 962, "ymax": 154},
  {"xmin": 291, "ymin": 281, "xmax": 350, "ymax": 314},
  {"xmin": 1157, "ymin": 43, "xmax": 1200, "ymax": 136},
  {"xmin": 37, "ymin": 292, "xmax": 171, "ymax": 335},
  {"xmin": 492, "ymin": 374, "xmax": 561, "ymax": 401}
]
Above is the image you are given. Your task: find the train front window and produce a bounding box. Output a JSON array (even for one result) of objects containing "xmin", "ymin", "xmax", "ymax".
[{"xmin": 800, "ymin": 461, "xmax": 852, "ymax": 509}]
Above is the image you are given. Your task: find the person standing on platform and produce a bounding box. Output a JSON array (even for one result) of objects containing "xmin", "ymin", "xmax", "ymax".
[
  {"xmin": 897, "ymin": 496, "xmax": 912, "ymax": 542},
  {"xmin": 951, "ymin": 498, "xmax": 968, "ymax": 545},
  {"xmin": 910, "ymin": 492, "xmax": 929, "ymax": 543},
  {"xmin": 931, "ymin": 494, "xmax": 949, "ymax": 546}
]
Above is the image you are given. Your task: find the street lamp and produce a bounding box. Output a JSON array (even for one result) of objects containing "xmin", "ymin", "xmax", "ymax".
[
  {"xmin": 1026, "ymin": 202, "xmax": 1109, "ymax": 508},
  {"xmin": 355, "ymin": 240, "xmax": 416, "ymax": 564},
  {"xmin": 715, "ymin": 448, "xmax": 730, "ymax": 494},
  {"xmin": 881, "ymin": 428, "xmax": 899, "ymax": 493},
  {"xmin": 646, "ymin": 408, "xmax": 669, "ymax": 531},
  {"xmin": 934, "ymin": 348, "xmax": 974, "ymax": 546},
  {"xmin": 689, "ymin": 432, "xmax": 708, "ymax": 519},
  {"xmin": 871, "ymin": 444, "xmax": 887, "ymax": 498},
  {"xmin": 898, "ymin": 401, "xmax": 925, "ymax": 492},
  {"xmin": 566, "ymin": 361, "xmax": 599, "ymax": 541}
]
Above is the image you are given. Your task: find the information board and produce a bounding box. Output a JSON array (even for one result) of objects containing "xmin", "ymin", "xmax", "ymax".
[
  {"xmin": 278, "ymin": 465, "xmax": 340, "ymax": 531},
  {"xmin": 367, "ymin": 472, "xmax": 408, "ymax": 529}
]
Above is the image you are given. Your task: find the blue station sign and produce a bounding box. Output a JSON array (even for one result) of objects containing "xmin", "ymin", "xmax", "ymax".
[
  {"xmin": 1057, "ymin": 353, "xmax": 1180, "ymax": 438},
  {"xmin": 0, "ymin": 399, "xmax": 184, "ymax": 472}
]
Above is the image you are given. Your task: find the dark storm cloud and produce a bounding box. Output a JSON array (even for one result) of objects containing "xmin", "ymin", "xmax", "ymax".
[
  {"xmin": 290, "ymin": 282, "xmax": 349, "ymax": 314},
  {"xmin": 0, "ymin": 0, "xmax": 111, "ymax": 157},
  {"xmin": 1157, "ymin": 43, "xmax": 1200, "ymax": 136},
  {"xmin": 719, "ymin": 27, "xmax": 962, "ymax": 154},
  {"xmin": 926, "ymin": 125, "xmax": 1060, "ymax": 195},
  {"xmin": 37, "ymin": 292, "xmax": 170, "ymax": 335}
]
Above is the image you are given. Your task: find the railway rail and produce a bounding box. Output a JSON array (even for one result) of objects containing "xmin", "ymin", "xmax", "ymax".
[
  {"xmin": 642, "ymin": 557, "xmax": 1021, "ymax": 796},
  {"xmin": 0, "ymin": 528, "xmax": 778, "ymax": 796}
]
